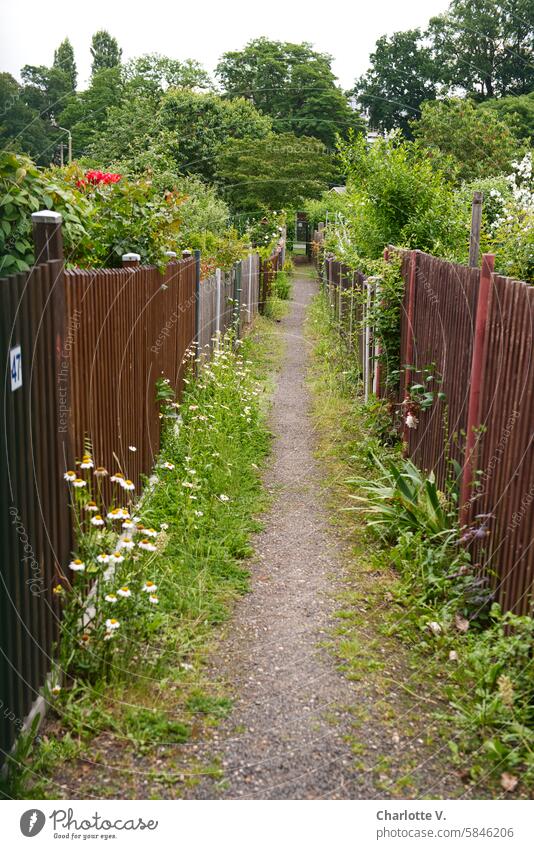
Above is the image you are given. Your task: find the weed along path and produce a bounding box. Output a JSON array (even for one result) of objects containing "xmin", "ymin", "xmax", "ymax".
[{"xmin": 185, "ymin": 264, "xmax": 362, "ymax": 799}]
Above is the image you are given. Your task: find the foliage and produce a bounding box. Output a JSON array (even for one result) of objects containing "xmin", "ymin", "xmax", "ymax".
[
  {"xmin": 354, "ymin": 29, "xmax": 439, "ymax": 135},
  {"xmin": 216, "ymin": 131, "xmax": 335, "ymax": 212},
  {"xmin": 0, "ymin": 73, "xmax": 54, "ymax": 165},
  {"xmin": 216, "ymin": 37, "xmax": 362, "ymax": 148},
  {"xmin": 122, "ymin": 53, "xmax": 211, "ymax": 96},
  {"xmin": 272, "ymin": 270, "xmax": 291, "ymax": 300},
  {"xmin": 478, "ymin": 91, "xmax": 534, "ymax": 144},
  {"xmin": 0, "ymin": 151, "xmax": 89, "ymax": 274},
  {"xmin": 336, "ymin": 130, "xmax": 465, "ymax": 260},
  {"xmin": 303, "ymin": 189, "xmax": 350, "ymax": 230},
  {"xmin": 412, "ymin": 98, "xmax": 524, "ymax": 182},
  {"xmin": 53, "ymin": 38, "xmax": 77, "ymax": 92},
  {"xmin": 428, "ymin": 0, "xmax": 534, "ymax": 99},
  {"xmin": 90, "ymin": 30, "xmax": 122, "ymax": 76},
  {"xmin": 59, "ymin": 67, "xmax": 123, "ymax": 156}
]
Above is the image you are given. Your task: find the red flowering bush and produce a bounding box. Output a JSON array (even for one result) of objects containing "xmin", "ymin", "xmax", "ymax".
[{"xmin": 76, "ymin": 170, "xmax": 122, "ymax": 190}]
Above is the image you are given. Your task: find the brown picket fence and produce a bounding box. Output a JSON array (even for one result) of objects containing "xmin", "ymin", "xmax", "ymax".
[
  {"xmin": 323, "ymin": 242, "xmax": 534, "ymax": 616},
  {"xmin": 0, "ymin": 212, "xmax": 268, "ymax": 766}
]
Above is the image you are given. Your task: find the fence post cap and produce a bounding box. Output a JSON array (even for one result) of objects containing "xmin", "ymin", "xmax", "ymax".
[
  {"xmin": 32, "ymin": 210, "xmax": 62, "ymax": 224},
  {"xmin": 164, "ymin": 250, "xmax": 177, "ymax": 258},
  {"xmin": 122, "ymin": 253, "xmax": 141, "ymax": 261},
  {"xmin": 182, "ymin": 249, "xmax": 192, "ymax": 258}
]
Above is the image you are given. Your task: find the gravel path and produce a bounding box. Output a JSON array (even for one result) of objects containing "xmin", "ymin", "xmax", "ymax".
[{"xmin": 185, "ymin": 267, "xmax": 368, "ymax": 799}]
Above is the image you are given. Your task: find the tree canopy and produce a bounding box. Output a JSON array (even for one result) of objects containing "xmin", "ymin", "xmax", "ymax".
[
  {"xmin": 216, "ymin": 38, "xmax": 361, "ymax": 147},
  {"xmin": 90, "ymin": 30, "xmax": 122, "ymax": 76}
]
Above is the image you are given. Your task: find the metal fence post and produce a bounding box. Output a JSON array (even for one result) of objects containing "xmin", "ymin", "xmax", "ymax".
[
  {"xmin": 215, "ymin": 267, "xmax": 222, "ymax": 351},
  {"xmin": 402, "ymin": 250, "xmax": 418, "ymax": 449},
  {"xmin": 122, "ymin": 252, "xmax": 140, "ymax": 269},
  {"xmin": 194, "ymin": 250, "xmax": 201, "ymax": 370},
  {"xmin": 460, "ymin": 253, "xmax": 495, "ymax": 524},
  {"xmin": 234, "ymin": 260, "xmax": 242, "ymax": 340}
]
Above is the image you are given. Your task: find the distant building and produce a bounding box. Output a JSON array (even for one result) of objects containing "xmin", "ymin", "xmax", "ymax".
[{"xmin": 329, "ymin": 186, "xmax": 347, "ymax": 194}]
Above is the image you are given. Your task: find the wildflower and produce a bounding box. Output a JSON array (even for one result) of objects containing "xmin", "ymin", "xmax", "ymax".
[
  {"xmin": 80, "ymin": 455, "xmax": 93, "ymax": 469},
  {"xmin": 104, "ymin": 593, "xmax": 118, "ymax": 603},
  {"xmin": 110, "ymin": 472, "xmax": 125, "ymax": 484},
  {"xmin": 110, "ymin": 551, "xmax": 124, "ymax": 563},
  {"xmin": 144, "ymin": 528, "xmax": 159, "ymax": 538},
  {"xmin": 105, "ymin": 618, "xmax": 120, "ymax": 630},
  {"xmin": 428, "ymin": 621, "xmax": 442, "ymax": 636},
  {"xmin": 68, "ymin": 559, "xmax": 85, "ymax": 572},
  {"xmin": 118, "ymin": 538, "xmax": 135, "ymax": 550},
  {"xmin": 103, "ymin": 631, "xmax": 115, "ymax": 641},
  {"xmin": 64, "ymin": 470, "xmax": 77, "ymax": 482},
  {"xmin": 91, "ymin": 515, "xmax": 105, "ymax": 527},
  {"xmin": 117, "ymin": 586, "xmax": 132, "ymax": 598},
  {"xmin": 94, "ymin": 466, "xmax": 108, "ymax": 477},
  {"xmin": 51, "ymin": 685, "xmax": 61, "ymax": 697},
  {"xmin": 194, "ymin": 510, "xmax": 204, "ymax": 517},
  {"xmin": 405, "ymin": 413, "xmax": 418, "ymax": 429},
  {"xmin": 119, "ymin": 508, "xmax": 131, "ymax": 519},
  {"xmin": 160, "ymin": 522, "xmax": 169, "ymax": 530},
  {"xmin": 182, "ymin": 481, "xmax": 195, "ymax": 488},
  {"xmin": 85, "ymin": 501, "xmax": 98, "ymax": 512},
  {"xmin": 139, "ymin": 539, "xmax": 157, "ymax": 552},
  {"xmin": 80, "ymin": 633, "xmax": 91, "ymax": 646},
  {"xmin": 161, "ymin": 461, "xmax": 175, "ymax": 470},
  {"xmin": 128, "ymin": 445, "xmax": 137, "ymax": 452},
  {"xmin": 218, "ymin": 494, "xmax": 230, "ymax": 502},
  {"xmin": 189, "ymin": 405, "xmax": 199, "ymax": 411},
  {"xmin": 122, "ymin": 519, "xmax": 135, "ymax": 531},
  {"xmin": 149, "ymin": 594, "xmax": 159, "ymax": 605},
  {"xmin": 97, "ymin": 553, "xmax": 110, "ymax": 564},
  {"xmin": 53, "ymin": 584, "xmax": 64, "ymax": 595},
  {"xmin": 121, "ymin": 479, "xmax": 135, "ymax": 492},
  {"xmin": 72, "ymin": 478, "xmax": 87, "ymax": 488},
  {"xmin": 142, "ymin": 580, "xmax": 157, "ymax": 593}
]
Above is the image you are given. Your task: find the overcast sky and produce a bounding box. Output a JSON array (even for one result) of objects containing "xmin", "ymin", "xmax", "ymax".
[{"xmin": 1, "ymin": 0, "xmax": 448, "ymax": 90}]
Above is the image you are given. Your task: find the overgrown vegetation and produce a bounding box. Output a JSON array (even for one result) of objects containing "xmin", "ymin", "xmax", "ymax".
[{"xmin": 311, "ymin": 289, "xmax": 534, "ymax": 796}]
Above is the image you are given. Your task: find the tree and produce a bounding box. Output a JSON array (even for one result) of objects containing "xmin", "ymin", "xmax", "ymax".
[
  {"xmin": 90, "ymin": 30, "xmax": 122, "ymax": 76},
  {"xmin": 123, "ymin": 54, "xmax": 211, "ymax": 97},
  {"xmin": 21, "ymin": 64, "xmax": 73, "ymax": 118},
  {"xmin": 53, "ymin": 38, "xmax": 77, "ymax": 92},
  {"xmin": 478, "ymin": 91, "xmax": 534, "ymax": 142},
  {"xmin": 216, "ymin": 132, "xmax": 335, "ymax": 211},
  {"xmin": 0, "ymin": 73, "xmax": 53, "ymax": 164},
  {"xmin": 428, "ymin": 0, "xmax": 534, "ymax": 99},
  {"xmin": 411, "ymin": 98, "xmax": 522, "ymax": 181},
  {"xmin": 354, "ymin": 29, "xmax": 440, "ymax": 135},
  {"xmin": 60, "ymin": 67, "xmax": 123, "ymax": 155},
  {"xmin": 216, "ymin": 38, "xmax": 358, "ymax": 147}
]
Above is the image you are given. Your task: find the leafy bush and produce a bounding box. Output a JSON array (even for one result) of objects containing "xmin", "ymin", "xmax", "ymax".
[{"xmin": 273, "ymin": 270, "xmax": 291, "ymax": 300}]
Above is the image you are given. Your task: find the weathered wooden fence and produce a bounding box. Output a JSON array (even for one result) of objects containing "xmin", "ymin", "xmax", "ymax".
[
  {"xmin": 321, "ymin": 240, "xmax": 534, "ymax": 616},
  {"xmin": 0, "ymin": 211, "xmax": 269, "ymax": 766}
]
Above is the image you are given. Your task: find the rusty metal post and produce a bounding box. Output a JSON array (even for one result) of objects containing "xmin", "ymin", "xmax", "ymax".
[{"xmin": 460, "ymin": 253, "xmax": 495, "ymax": 524}]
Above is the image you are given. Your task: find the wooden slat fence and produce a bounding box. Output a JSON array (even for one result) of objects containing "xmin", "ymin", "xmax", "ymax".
[{"xmin": 0, "ymin": 212, "xmax": 268, "ymax": 766}]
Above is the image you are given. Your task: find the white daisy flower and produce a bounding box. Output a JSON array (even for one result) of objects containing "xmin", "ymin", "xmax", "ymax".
[
  {"xmin": 144, "ymin": 528, "xmax": 159, "ymax": 538},
  {"xmin": 63, "ymin": 470, "xmax": 77, "ymax": 482},
  {"xmin": 85, "ymin": 501, "xmax": 99, "ymax": 512},
  {"xmin": 72, "ymin": 478, "xmax": 87, "ymax": 488},
  {"xmin": 110, "ymin": 473, "xmax": 125, "ymax": 484},
  {"xmin": 121, "ymin": 479, "xmax": 135, "ymax": 492},
  {"xmin": 103, "ymin": 631, "xmax": 115, "ymax": 641},
  {"xmin": 68, "ymin": 559, "xmax": 85, "ymax": 572},
  {"xmin": 97, "ymin": 553, "xmax": 110, "ymax": 564},
  {"xmin": 107, "ymin": 508, "xmax": 122, "ymax": 520},
  {"xmin": 218, "ymin": 494, "xmax": 230, "ymax": 502},
  {"xmin": 91, "ymin": 515, "xmax": 105, "ymax": 527},
  {"xmin": 118, "ymin": 538, "xmax": 135, "ymax": 550},
  {"xmin": 51, "ymin": 685, "xmax": 61, "ymax": 697},
  {"xmin": 117, "ymin": 586, "xmax": 131, "ymax": 598},
  {"xmin": 105, "ymin": 618, "xmax": 120, "ymax": 630},
  {"xmin": 194, "ymin": 510, "xmax": 204, "ymax": 517},
  {"xmin": 149, "ymin": 594, "xmax": 159, "ymax": 605},
  {"xmin": 80, "ymin": 456, "xmax": 94, "ymax": 469},
  {"xmin": 161, "ymin": 461, "xmax": 175, "ymax": 470},
  {"xmin": 122, "ymin": 519, "xmax": 135, "ymax": 531},
  {"xmin": 139, "ymin": 539, "xmax": 157, "ymax": 552},
  {"xmin": 142, "ymin": 580, "xmax": 157, "ymax": 593},
  {"xmin": 104, "ymin": 593, "xmax": 118, "ymax": 603},
  {"xmin": 110, "ymin": 551, "xmax": 124, "ymax": 563},
  {"xmin": 94, "ymin": 466, "xmax": 108, "ymax": 477}
]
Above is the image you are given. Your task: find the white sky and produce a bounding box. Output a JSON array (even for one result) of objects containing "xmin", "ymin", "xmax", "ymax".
[{"xmin": 1, "ymin": 0, "xmax": 448, "ymax": 90}]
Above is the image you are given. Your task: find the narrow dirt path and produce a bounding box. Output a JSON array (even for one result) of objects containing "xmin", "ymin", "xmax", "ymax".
[{"xmin": 185, "ymin": 265, "xmax": 368, "ymax": 799}]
